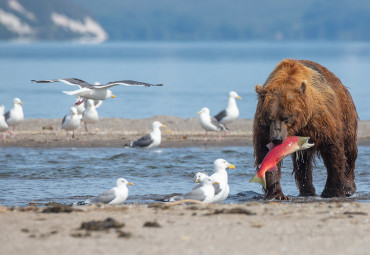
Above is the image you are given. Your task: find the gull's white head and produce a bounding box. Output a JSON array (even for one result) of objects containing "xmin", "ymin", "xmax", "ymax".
[
  {"xmin": 13, "ymin": 98, "xmax": 23, "ymax": 105},
  {"xmin": 152, "ymin": 121, "xmax": 166, "ymax": 129},
  {"xmin": 229, "ymin": 91, "xmax": 241, "ymax": 100},
  {"xmin": 194, "ymin": 172, "xmax": 209, "ymax": 183},
  {"xmin": 214, "ymin": 158, "xmax": 236, "ymax": 172},
  {"xmin": 116, "ymin": 177, "xmax": 134, "ymax": 187},
  {"xmin": 107, "ymin": 90, "xmax": 115, "ymax": 99},
  {"xmin": 0, "ymin": 105, "xmax": 5, "ymax": 115},
  {"xmin": 70, "ymin": 106, "xmax": 78, "ymax": 115},
  {"xmin": 197, "ymin": 107, "xmax": 210, "ymax": 115}
]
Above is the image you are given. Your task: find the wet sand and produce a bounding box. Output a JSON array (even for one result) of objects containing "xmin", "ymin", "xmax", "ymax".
[
  {"xmin": 1, "ymin": 116, "xmax": 370, "ymax": 147},
  {"xmin": 1, "ymin": 117, "xmax": 370, "ymax": 254},
  {"xmin": 0, "ymin": 202, "xmax": 369, "ymax": 255}
]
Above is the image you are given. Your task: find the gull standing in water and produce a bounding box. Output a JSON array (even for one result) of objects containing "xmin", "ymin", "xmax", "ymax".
[
  {"xmin": 197, "ymin": 107, "xmax": 225, "ymax": 141},
  {"xmin": 209, "ymin": 158, "xmax": 235, "ymax": 203},
  {"xmin": 4, "ymin": 98, "xmax": 24, "ymax": 137},
  {"xmin": 76, "ymin": 178, "xmax": 134, "ymax": 205},
  {"xmin": 0, "ymin": 105, "xmax": 9, "ymax": 140},
  {"xmin": 62, "ymin": 107, "xmax": 80, "ymax": 139},
  {"xmin": 31, "ymin": 78, "xmax": 163, "ymax": 105},
  {"xmin": 128, "ymin": 121, "xmax": 166, "ymax": 149}
]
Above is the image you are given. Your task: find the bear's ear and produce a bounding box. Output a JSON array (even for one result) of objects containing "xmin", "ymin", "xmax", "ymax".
[
  {"xmin": 299, "ymin": 80, "xmax": 307, "ymax": 94},
  {"xmin": 255, "ymin": 84, "xmax": 266, "ymax": 97}
]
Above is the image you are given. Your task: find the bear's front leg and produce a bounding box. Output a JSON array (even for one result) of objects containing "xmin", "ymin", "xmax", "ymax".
[
  {"xmin": 292, "ymin": 151, "xmax": 316, "ymax": 196},
  {"xmin": 320, "ymin": 144, "xmax": 347, "ymax": 198},
  {"xmin": 264, "ymin": 166, "xmax": 289, "ymax": 200}
]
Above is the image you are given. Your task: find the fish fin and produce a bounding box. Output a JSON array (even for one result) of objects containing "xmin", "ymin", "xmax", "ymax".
[
  {"xmin": 267, "ymin": 165, "xmax": 278, "ymax": 172},
  {"xmin": 266, "ymin": 142, "xmax": 275, "ymax": 151},
  {"xmin": 249, "ymin": 173, "xmax": 266, "ymax": 188}
]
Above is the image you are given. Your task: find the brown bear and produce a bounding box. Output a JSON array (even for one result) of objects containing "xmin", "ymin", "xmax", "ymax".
[{"xmin": 253, "ymin": 59, "xmax": 358, "ymax": 199}]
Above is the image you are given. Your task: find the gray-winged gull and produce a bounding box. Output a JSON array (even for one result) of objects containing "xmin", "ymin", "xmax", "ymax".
[
  {"xmin": 128, "ymin": 121, "xmax": 166, "ymax": 149},
  {"xmin": 76, "ymin": 178, "xmax": 134, "ymax": 205},
  {"xmin": 214, "ymin": 91, "xmax": 241, "ymax": 131},
  {"xmin": 4, "ymin": 97, "xmax": 24, "ymax": 137},
  {"xmin": 31, "ymin": 78, "xmax": 163, "ymax": 105},
  {"xmin": 169, "ymin": 177, "xmax": 219, "ymax": 203},
  {"xmin": 62, "ymin": 107, "xmax": 80, "ymax": 139},
  {"xmin": 209, "ymin": 158, "xmax": 235, "ymax": 203},
  {"xmin": 197, "ymin": 107, "xmax": 225, "ymax": 141}
]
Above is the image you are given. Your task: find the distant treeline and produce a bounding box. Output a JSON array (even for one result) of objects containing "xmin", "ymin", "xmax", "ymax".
[{"xmin": 75, "ymin": 0, "xmax": 370, "ymax": 41}]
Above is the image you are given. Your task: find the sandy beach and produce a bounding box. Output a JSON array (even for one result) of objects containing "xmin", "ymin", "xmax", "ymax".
[
  {"xmin": 1, "ymin": 116, "xmax": 370, "ymax": 147},
  {"xmin": 0, "ymin": 202, "xmax": 369, "ymax": 255},
  {"xmin": 1, "ymin": 117, "xmax": 370, "ymax": 255}
]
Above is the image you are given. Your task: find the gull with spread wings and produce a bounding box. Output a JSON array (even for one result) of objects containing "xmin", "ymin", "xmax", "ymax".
[{"xmin": 31, "ymin": 78, "xmax": 163, "ymax": 105}]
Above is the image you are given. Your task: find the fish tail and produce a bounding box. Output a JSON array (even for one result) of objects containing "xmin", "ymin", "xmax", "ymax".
[{"xmin": 249, "ymin": 173, "xmax": 266, "ymax": 188}]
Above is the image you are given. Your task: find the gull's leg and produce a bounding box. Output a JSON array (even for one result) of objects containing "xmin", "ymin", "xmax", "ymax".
[
  {"xmin": 2, "ymin": 132, "xmax": 6, "ymax": 141},
  {"xmin": 217, "ymin": 131, "xmax": 222, "ymax": 141},
  {"xmin": 84, "ymin": 121, "xmax": 88, "ymax": 132},
  {"xmin": 204, "ymin": 131, "xmax": 208, "ymax": 141}
]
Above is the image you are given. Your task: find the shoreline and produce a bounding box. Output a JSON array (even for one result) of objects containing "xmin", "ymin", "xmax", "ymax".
[
  {"xmin": 1, "ymin": 117, "xmax": 370, "ymax": 148},
  {"xmin": 1, "ymin": 202, "xmax": 369, "ymax": 255}
]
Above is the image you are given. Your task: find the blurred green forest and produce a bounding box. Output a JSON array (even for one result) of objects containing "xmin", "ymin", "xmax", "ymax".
[{"xmin": 73, "ymin": 0, "xmax": 370, "ymax": 41}]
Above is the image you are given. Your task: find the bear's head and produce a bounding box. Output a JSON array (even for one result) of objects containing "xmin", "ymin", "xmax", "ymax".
[{"xmin": 255, "ymin": 61, "xmax": 313, "ymax": 145}]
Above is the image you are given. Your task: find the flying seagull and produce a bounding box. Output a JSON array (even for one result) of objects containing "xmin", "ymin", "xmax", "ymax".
[{"xmin": 31, "ymin": 78, "xmax": 163, "ymax": 105}]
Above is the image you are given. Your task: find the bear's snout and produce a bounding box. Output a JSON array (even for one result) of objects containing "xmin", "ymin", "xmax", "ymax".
[{"xmin": 270, "ymin": 119, "xmax": 287, "ymax": 145}]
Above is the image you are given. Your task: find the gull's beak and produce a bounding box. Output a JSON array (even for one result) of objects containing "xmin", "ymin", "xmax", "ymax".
[
  {"xmin": 111, "ymin": 94, "xmax": 116, "ymax": 98},
  {"xmin": 213, "ymin": 181, "xmax": 220, "ymax": 185},
  {"xmin": 20, "ymin": 102, "xmax": 23, "ymax": 105},
  {"xmin": 128, "ymin": 182, "xmax": 134, "ymax": 186},
  {"xmin": 228, "ymin": 164, "xmax": 236, "ymax": 169},
  {"xmin": 161, "ymin": 124, "xmax": 167, "ymax": 128},
  {"xmin": 194, "ymin": 178, "xmax": 199, "ymax": 183},
  {"xmin": 197, "ymin": 111, "xmax": 201, "ymax": 114},
  {"xmin": 237, "ymin": 96, "xmax": 242, "ymax": 100}
]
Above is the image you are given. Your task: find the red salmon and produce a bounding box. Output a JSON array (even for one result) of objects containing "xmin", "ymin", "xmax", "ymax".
[{"xmin": 249, "ymin": 136, "xmax": 314, "ymax": 188}]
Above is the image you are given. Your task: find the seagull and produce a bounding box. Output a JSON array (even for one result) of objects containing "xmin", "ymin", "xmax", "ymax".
[
  {"xmin": 209, "ymin": 158, "xmax": 235, "ymax": 203},
  {"xmin": 197, "ymin": 107, "xmax": 226, "ymax": 141},
  {"xmin": 214, "ymin": 91, "xmax": 241, "ymax": 131},
  {"xmin": 62, "ymin": 107, "xmax": 80, "ymax": 139},
  {"xmin": 169, "ymin": 177, "xmax": 219, "ymax": 203},
  {"xmin": 82, "ymin": 99, "xmax": 99, "ymax": 132},
  {"xmin": 76, "ymin": 178, "xmax": 134, "ymax": 205},
  {"xmin": 128, "ymin": 121, "xmax": 166, "ymax": 149},
  {"xmin": 31, "ymin": 78, "xmax": 163, "ymax": 105},
  {"xmin": 4, "ymin": 98, "xmax": 24, "ymax": 137},
  {"xmin": 0, "ymin": 105, "xmax": 9, "ymax": 140}
]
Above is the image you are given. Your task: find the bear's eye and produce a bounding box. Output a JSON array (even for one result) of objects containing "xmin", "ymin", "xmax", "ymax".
[{"xmin": 281, "ymin": 116, "xmax": 290, "ymax": 124}]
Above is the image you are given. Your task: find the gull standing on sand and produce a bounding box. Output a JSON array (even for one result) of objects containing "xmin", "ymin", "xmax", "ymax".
[
  {"xmin": 214, "ymin": 91, "xmax": 241, "ymax": 131},
  {"xmin": 209, "ymin": 158, "xmax": 235, "ymax": 203},
  {"xmin": 169, "ymin": 177, "xmax": 219, "ymax": 203},
  {"xmin": 128, "ymin": 121, "xmax": 166, "ymax": 149},
  {"xmin": 31, "ymin": 78, "xmax": 163, "ymax": 105},
  {"xmin": 82, "ymin": 99, "xmax": 99, "ymax": 132},
  {"xmin": 76, "ymin": 178, "xmax": 134, "ymax": 205},
  {"xmin": 197, "ymin": 107, "xmax": 225, "ymax": 141},
  {"xmin": 0, "ymin": 105, "xmax": 9, "ymax": 140},
  {"xmin": 4, "ymin": 98, "xmax": 24, "ymax": 137},
  {"xmin": 62, "ymin": 107, "xmax": 80, "ymax": 139}
]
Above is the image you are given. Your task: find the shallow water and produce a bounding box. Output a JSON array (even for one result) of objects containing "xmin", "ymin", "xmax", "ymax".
[{"xmin": 0, "ymin": 146, "xmax": 369, "ymax": 206}]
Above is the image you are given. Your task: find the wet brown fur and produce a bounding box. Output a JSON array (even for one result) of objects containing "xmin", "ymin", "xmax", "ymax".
[{"xmin": 253, "ymin": 59, "xmax": 358, "ymax": 199}]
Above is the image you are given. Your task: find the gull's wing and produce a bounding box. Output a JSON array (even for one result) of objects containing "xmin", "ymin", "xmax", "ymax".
[
  {"xmin": 131, "ymin": 134, "xmax": 153, "ymax": 147},
  {"xmin": 31, "ymin": 78, "xmax": 93, "ymax": 88},
  {"xmin": 95, "ymin": 80, "xmax": 163, "ymax": 89},
  {"xmin": 182, "ymin": 188, "xmax": 206, "ymax": 201},
  {"xmin": 213, "ymin": 183, "xmax": 222, "ymax": 196},
  {"xmin": 214, "ymin": 109, "xmax": 227, "ymax": 122},
  {"xmin": 211, "ymin": 116, "xmax": 226, "ymax": 131},
  {"xmin": 4, "ymin": 111, "xmax": 10, "ymax": 121},
  {"xmin": 62, "ymin": 87, "xmax": 91, "ymax": 96},
  {"xmin": 87, "ymin": 188, "xmax": 116, "ymax": 204}
]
